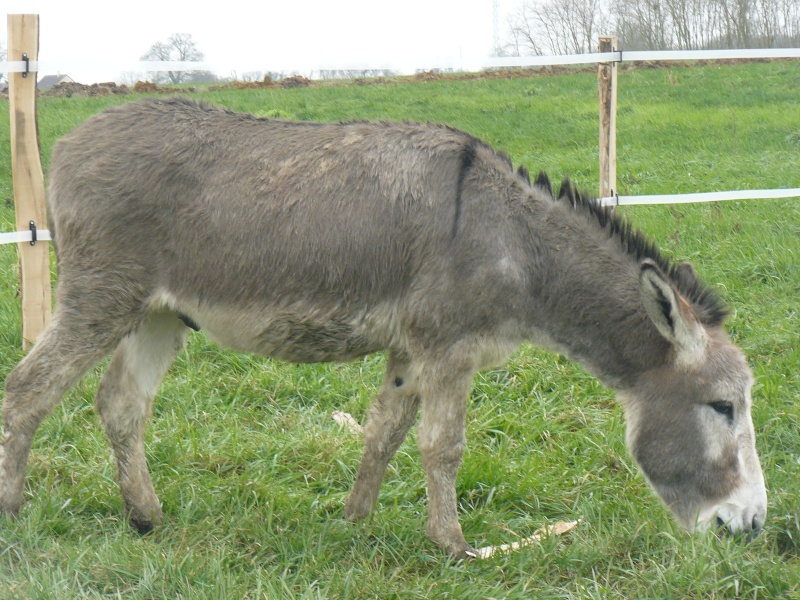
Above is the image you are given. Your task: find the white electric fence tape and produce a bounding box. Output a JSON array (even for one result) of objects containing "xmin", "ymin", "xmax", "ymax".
[
  {"xmin": 5, "ymin": 59, "xmax": 40, "ymax": 73},
  {"xmin": 617, "ymin": 48, "xmax": 800, "ymax": 62},
  {"xmin": 482, "ymin": 48, "xmax": 800, "ymax": 68},
  {"xmin": 600, "ymin": 188, "xmax": 800, "ymax": 207},
  {"xmin": 0, "ymin": 230, "xmax": 52, "ymax": 245}
]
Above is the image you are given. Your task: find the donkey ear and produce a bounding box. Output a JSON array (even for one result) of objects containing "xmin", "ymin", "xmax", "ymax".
[
  {"xmin": 639, "ymin": 259, "xmax": 706, "ymax": 363},
  {"xmin": 674, "ymin": 261, "xmax": 696, "ymax": 280}
]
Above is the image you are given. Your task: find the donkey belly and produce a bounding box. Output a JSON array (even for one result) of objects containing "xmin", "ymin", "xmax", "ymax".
[
  {"xmin": 249, "ymin": 314, "xmax": 386, "ymax": 363},
  {"xmin": 168, "ymin": 298, "xmax": 398, "ymax": 363}
]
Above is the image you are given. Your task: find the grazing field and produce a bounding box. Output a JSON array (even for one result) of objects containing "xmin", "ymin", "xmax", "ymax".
[{"xmin": 0, "ymin": 60, "xmax": 798, "ymax": 598}]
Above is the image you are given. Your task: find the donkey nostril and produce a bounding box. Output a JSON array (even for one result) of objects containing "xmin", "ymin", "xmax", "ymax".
[
  {"xmin": 752, "ymin": 513, "xmax": 764, "ymax": 532},
  {"xmin": 715, "ymin": 516, "xmax": 726, "ymax": 530}
]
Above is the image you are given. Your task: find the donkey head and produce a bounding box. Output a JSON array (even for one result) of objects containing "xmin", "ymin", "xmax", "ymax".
[{"xmin": 620, "ymin": 259, "xmax": 767, "ymax": 534}]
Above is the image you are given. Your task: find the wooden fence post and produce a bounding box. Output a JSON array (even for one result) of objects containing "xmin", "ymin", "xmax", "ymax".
[
  {"xmin": 598, "ymin": 36, "xmax": 618, "ymax": 200},
  {"xmin": 8, "ymin": 14, "xmax": 51, "ymax": 350}
]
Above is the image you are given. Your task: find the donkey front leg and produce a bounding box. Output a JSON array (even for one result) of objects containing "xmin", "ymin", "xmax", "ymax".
[
  {"xmin": 344, "ymin": 353, "xmax": 421, "ymax": 520},
  {"xmin": 94, "ymin": 311, "xmax": 188, "ymax": 533},
  {"xmin": 417, "ymin": 359, "xmax": 476, "ymax": 559}
]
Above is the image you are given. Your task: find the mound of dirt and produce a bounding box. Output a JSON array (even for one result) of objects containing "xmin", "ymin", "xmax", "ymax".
[
  {"xmin": 44, "ymin": 81, "xmax": 132, "ymax": 97},
  {"xmin": 279, "ymin": 75, "xmax": 313, "ymax": 88},
  {"xmin": 40, "ymin": 80, "xmax": 196, "ymax": 97},
  {"xmin": 413, "ymin": 70, "xmax": 444, "ymax": 82},
  {"xmin": 208, "ymin": 75, "xmax": 313, "ymax": 91},
  {"xmin": 35, "ymin": 76, "xmax": 314, "ymax": 98},
  {"xmin": 132, "ymin": 81, "xmax": 174, "ymax": 94},
  {"xmin": 210, "ymin": 76, "xmax": 277, "ymax": 91}
]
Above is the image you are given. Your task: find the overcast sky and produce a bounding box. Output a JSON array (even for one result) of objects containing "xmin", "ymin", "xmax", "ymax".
[{"xmin": 4, "ymin": 0, "xmax": 520, "ymax": 83}]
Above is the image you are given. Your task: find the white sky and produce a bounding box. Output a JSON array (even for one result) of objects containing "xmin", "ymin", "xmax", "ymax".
[{"xmin": 4, "ymin": 1, "xmax": 521, "ymax": 83}]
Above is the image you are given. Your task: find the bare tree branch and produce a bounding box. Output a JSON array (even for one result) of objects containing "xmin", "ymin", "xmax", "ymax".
[
  {"xmin": 508, "ymin": 0, "xmax": 607, "ymax": 56},
  {"xmin": 505, "ymin": 0, "xmax": 800, "ymax": 53},
  {"xmin": 140, "ymin": 34, "xmax": 204, "ymax": 84}
]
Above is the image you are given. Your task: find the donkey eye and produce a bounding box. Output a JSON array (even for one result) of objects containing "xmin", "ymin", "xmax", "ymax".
[{"xmin": 709, "ymin": 401, "xmax": 734, "ymax": 421}]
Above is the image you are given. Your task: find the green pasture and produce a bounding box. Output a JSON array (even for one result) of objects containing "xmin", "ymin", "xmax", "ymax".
[{"xmin": 0, "ymin": 60, "xmax": 798, "ymax": 598}]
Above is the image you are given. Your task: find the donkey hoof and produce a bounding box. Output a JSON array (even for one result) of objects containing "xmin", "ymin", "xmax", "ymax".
[
  {"xmin": 342, "ymin": 506, "xmax": 370, "ymax": 522},
  {"xmin": 447, "ymin": 542, "xmax": 480, "ymax": 561},
  {"xmin": 342, "ymin": 495, "xmax": 375, "ymax": 521},
  {"xmin": 429, "ymin": 530, "xmax": 478, "ymax": 560},
  {"xmin": 130, "ymin": 517, "xmax": 156, "ymax": 535},
  {"xmin": 0, "ymin": 494, "xmax": 23, "ymax": 519},
  {"xmin": 126, "ymin": 505, "xmax": 163, "ymax": 534}
]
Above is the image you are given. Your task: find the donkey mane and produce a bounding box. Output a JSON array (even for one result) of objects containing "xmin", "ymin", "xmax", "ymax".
[{"xmin": 528, "ymin": 170, "xmax": 729, "ymax": 326}]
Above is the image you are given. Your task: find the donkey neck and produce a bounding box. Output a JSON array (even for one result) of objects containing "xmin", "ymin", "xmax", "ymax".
[{"xmin": 525, "ymin": 201, "xmax": 673, "ymax": 390}]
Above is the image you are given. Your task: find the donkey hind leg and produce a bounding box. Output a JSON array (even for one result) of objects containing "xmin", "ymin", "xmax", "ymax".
[
  {"xmin": 0, "ymin": 313, "xmax": 133, "ymax": 517},
  {"xmin": 416, "ymin": 357, "xmax": 476, "ymax": 559},
  {"xmin": 94, "ymin": 311, "xmax": 188, "ymax": 533},
  {"xmin": 344, "ymin": 353, "xmax": 421, "ymax": 520}
]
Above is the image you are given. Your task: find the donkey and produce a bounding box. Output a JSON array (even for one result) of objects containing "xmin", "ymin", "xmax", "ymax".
[{"xmin": 0, "ymin": 98, "xmax": 766, "ymax": 558}]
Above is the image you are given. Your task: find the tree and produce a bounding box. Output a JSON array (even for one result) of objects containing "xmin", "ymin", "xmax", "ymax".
[
  {"xmin": 612, "ymin": 0, "xmax": 671, "ymax": 50},
  {"xmin": 508, "ymin": 0, "xmax": 608, "ymax": 55},
  {"xmin": 504, "ymin": 0, "xmax": 800, "ymax": 53},
  {"xmin": 140, "ymin": 33, "xmax": 204, "ymax": 84}
]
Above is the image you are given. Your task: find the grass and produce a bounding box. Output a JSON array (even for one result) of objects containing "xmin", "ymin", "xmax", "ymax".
[{"xmin": 0, "ymin": 60, "xmax": 798, "ymax": 598}]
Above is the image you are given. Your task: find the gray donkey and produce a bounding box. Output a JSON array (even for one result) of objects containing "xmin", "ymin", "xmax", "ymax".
[{"xmin": 0, "ymin": 98, "xmax": 766, "ymax": 558}]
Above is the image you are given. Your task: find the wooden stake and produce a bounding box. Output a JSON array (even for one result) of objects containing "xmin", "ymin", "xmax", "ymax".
[
  {"xmin": 598, "ymin": 36, "xmax": 618, "ymax": 200},
  {"xmin": 8, "ymin": 14, "xmax": 51, "ymax": 350}
]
